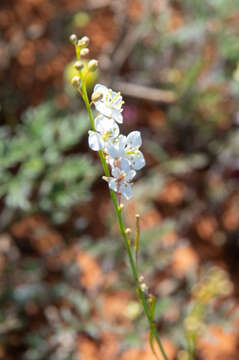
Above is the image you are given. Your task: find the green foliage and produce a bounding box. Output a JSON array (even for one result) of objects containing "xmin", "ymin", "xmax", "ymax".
[{"xmin": 0, "ymin": 102, "xmax": 99, "ymax": 223}]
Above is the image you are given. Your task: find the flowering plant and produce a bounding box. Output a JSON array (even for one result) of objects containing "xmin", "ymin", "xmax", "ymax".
[{"xmin": 69, "ymin": 34, "xmax": 169, "ymax": 360}]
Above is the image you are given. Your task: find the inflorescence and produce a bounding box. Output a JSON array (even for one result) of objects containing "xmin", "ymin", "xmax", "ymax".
[{"xmin": 89, "ymin": 84, "xmax": 146, "ymax": 200}]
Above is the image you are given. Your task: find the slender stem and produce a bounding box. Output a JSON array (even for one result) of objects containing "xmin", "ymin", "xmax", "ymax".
[{"xmin": 80, "ymin": 76, "xmax": 168, "ymax": 360}]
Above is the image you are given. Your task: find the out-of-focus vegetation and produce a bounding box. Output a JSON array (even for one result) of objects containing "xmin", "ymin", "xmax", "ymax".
[
  {"xmin": 0, "ymin": 102, "xmax": 98, "ymax": 224},
  {"xmin": 1, "ymin": 0, "xmax": 239, "ymax": 359}
]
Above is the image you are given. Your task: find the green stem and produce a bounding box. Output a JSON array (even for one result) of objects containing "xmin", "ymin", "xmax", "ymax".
[{"xmin": 80, "ymin": 79, "xmax": 168, "ymax": 360}]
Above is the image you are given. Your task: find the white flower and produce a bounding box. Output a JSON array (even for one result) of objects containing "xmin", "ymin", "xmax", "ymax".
[
  {"xmin": 88, "ymin": 85, "xmax": 146, "ymax": 200},
  {"xmin": 104, "ymin": 159, "xmax": 136, "ymax": 200},
  {"xmin": 106, "ymin": 131, "xmax": 145, "ymax": 170},
  {"xmin": 88, "ymin": 115, "xmax": 119, "ymax": 151},
  {"xmin": 92, "ymin": 84, "xmax": 124, "ymax": 124},
  {"xmin": 124, "ymin": 131, "xmax": 145, "ymax": 170},
  {"xmin": 106, "ymin": 135, "xmax": 127, "ymax": 158}
]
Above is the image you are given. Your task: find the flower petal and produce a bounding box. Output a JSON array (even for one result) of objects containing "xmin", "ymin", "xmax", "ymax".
[
  {"xmin": 127, "ymin": 131, "xmax": 142, "ymax": 147},
  {"xmin": 95, "ymin": 102, "xmax": 112, "ymax": 118},
  {"xmin": 109, "ymin": 178, "xmax": 118, "ymax": 192},
  {"xmin": 95, "ymin": 115, "xmax": 119, "ymax": 138},
  {"xmin": 125, "ymin": 169, "xmax": 136, "ymax": 181},
  {"xmin": 112, "ymin": 110, "xmax": 123, "ymax": 123},
  {"xmin": 106, "ymin": 141, "xmax": 121, "ymax": 158},
  {"xmin": 88, "ymin": 131, "xmax": 104, "ymax": 151},
  {"xmin": 120, "ymin": 183, "xmax": 132, "ymax": 200},
  {"xmin": 112, "ymin": 166, "xmax": 121, "ymax": 179},
  {"xmin": 121, "ymin": 158, "xmax": 131, "ymax": 173},
  {"xmin": 131, "ymin": 151, "xmax": 145, "ymax": 170},
  {"xmin": 93, "ymin": 84, "xmax": 108, "ymax": 97},
  {"xmin": 118, "ymin": 135, "xmax": 127, "ymax": 149}
]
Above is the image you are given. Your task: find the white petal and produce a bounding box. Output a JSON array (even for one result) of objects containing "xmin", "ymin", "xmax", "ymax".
[
  {"xmin": 93, "ymin": 84, "xmax": 108, "ymax": 97},
  {"xmin": 112, "ymin": 166, "xmax": 121, "ymax": 179},
  {"xmin": 121, "ymin": 158, "xmax": 130, "ymax": 173},
  {"xmin": 131, "ymin": 151, "xmax": 145, "ymax": 170},
  {"xmin": 111, "ymin": 122, "xmax": 120, "ymax": 138},
  {"xmin": 127, "ymin": 131, "xmax": 142, "ymax": 147},
  {"xmin": 112, "ymin": 94, "xmax": 123, "ymax": 107},
  {"xmin": 109, "ymin": 178, "xmax": 118, "ymax": 192},
  {"xmin": 106, "ymin": 155, "xmax": 115, "ymax": 168},
  {"xmin": 88, "ymin": 131, "xmax": 104, "ymax": 151},
  {"xmin": 95, "ymin": 115, "xmax": 111, "ymax": 132},
  {"xmin": 106, "ymin": 141, "xmax": 121, "ymax": 158},
  {"xmin": 120, "ymin": 183, "xmax": 132, "ymax": 200},
  {"xmin": 95, "ymin": 102, "xmax": 112, "ymax": 118},
  {"xmin": 118, "ymin": 135, "xmax": 127, "ymax": 149},
  {"xmin": 112, "ymin": 110, "xmax": 123, "ymax": 123},
  {"xmin": 125, "ymin": 169, "xmax": 136, "ymax": 181},
  {"xmin": 95, "ymin": 115, "xmax": 119, "ymax": 138},
  {"xmin": 107, "ymin": 135, "xmax": 126, "ymax": 158}
]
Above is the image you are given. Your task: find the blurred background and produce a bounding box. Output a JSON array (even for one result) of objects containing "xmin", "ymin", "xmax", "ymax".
[{"xmin": 1, "ymin": 0, "xmax": 239, "ymax": 359}]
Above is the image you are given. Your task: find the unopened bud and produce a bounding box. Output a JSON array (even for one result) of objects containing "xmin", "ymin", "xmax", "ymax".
[
  {"xmin": 69, "ymin": 34, "xmax": 78, "ymax": 45},
  {"xmin": 140, "ymin": 283, "xmax": 149, "ymax": 293},
  {"xmin": 136, "ymin": 214, "xmax": 140, "ymax": 219},
  {"xmin": 102, "ymin": 176, "xmax": 109, "ymax": 182},
  {"xmin": 118, "ymin": 203, "xmax": 124, "ymax": 211},
  {"xmin": 139, "ymin": 275, "xmax": 144, "ymax": 282},
  {"xmin": 148, "ymin": 294, "xmax": 154, "ymax": 303},
  {"xmin": 71, "ymin": 76, "xmax": 81, "ymax": 88},
  {"xmin": 125, "ymin": 228, "xmax": 132, "ymax": 235},
  {"xmin": 88, "ymin": 59, "xmax": 98, "ymax": 72},
  {"xmin": 80, "ymin": 48, "xmax": 89, "ymax": 57},
  {"xmin": 91, "ymin": 91, "xmax": 103, "ymax": 102},
  {"xmin": 74, "ymin": 61, "xmax": 84, "ymax": 71},
  {"xmin": 78, "ymin": 36, "xmax": 90, "ymax": 47}
]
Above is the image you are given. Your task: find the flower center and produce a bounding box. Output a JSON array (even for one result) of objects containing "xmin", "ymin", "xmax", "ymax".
[
  {"xmin": 117, "ymin": 173, "xmax": 127, "ymax": 182},
  {"xmin": 125, "ymin": 150, "xmax": 138, "ymax": 155},
  {"xmin": 102, "ymin": 131, "xmax": 112, "ymax": 141}
]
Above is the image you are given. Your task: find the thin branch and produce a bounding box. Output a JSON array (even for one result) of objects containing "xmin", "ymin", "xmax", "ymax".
[{"xmin": 114, "ymin": 81, "xmax": 177, "ymax": 103}]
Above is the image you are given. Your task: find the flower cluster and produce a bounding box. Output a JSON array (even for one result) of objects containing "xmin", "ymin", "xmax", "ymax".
[{"xmin": 88, "ymin": 84, "xmax": 145, "ymax": 200}]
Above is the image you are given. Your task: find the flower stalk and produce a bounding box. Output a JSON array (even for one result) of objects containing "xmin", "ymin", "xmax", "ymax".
[{"xmin": 71, "ymin": 34, "xmax": 169, "ymax": 360}]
